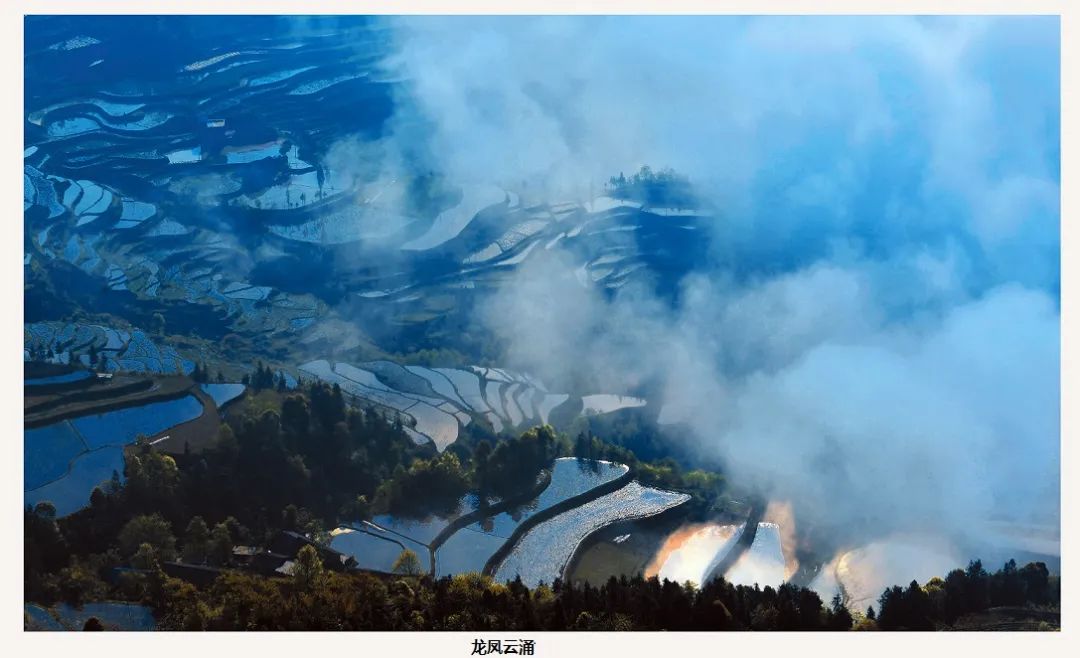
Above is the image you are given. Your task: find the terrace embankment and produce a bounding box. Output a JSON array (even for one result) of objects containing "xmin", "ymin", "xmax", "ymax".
[
  {"xmin": 25, "ymin": 375, "xmax": 196, "ymax": 428},
  {"xmin": 426, "ymin": 469, "xmax": 553, "ymax": 575},
  {"xmin": 481, "ymin": 468, "xmax": 634, "ymax": 577},
  {"xmin": 150, "ymin": 385, "xmax": 222, "ymax": 455}
]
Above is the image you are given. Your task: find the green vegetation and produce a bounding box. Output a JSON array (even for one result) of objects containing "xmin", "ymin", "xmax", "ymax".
[
  {"xmin": 473, "ymin": 425, "xmax": 561, "ymax": 499},
  {"xmin": 23, "ymin": 384, "xmax": 1058, "ymax": 631},
  {"xmin": 873, "ymin": 559, "xmax": 1059, "ymax": 630},
  {"xmin": 392, "ymin": 549, "xmax": 424, "ymax": 577}
]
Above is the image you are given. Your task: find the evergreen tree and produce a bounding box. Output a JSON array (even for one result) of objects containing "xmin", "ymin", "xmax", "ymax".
[
  {"xmin": 392, "ymin": 548, "xmax": 423, "ymax": 576},
  {"xmin": 182, "ymin": 517, "xmax": 210, "ymax": 564},
  {"xmin": 293, "ymin": 544, "xmax": 327, "ymax": 590}
]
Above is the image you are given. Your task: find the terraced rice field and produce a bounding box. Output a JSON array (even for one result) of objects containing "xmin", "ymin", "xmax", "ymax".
[
  {"xmin": 71, "ymin": 395, "xmax": 204, "ymax": 449},
  {"xmin": 200, "ymin": 383, "xmax": 246, "ymax": 408},
  {"xmin": 24, "ymin": 421, "xmax": 87, "ymax": 490},
  {"xmin": 369, "ymin": 493, "xmax": 484, "ymax": 547},
  {"xmin": 405, "ymin": 366, "xmax": 469, "ymax": 408},
  {"xmin": 25, "ymin": 370, "xmax": 92, "ymax": 387},
  {"xmin": 24, "ymin": 393, "xmax": 206, "ymax": 516},
  {"xmin": 433, "ymin": 459, "xmax": 629, "ymax": 578},
  {"xmin": 301, "ymin": 359, "xmax": 644, "ymax": 450},
  {"xmin": 24, "ymin": 323, "xmax": 195, "ymax": 376},
  {"xmin": 494, "ymin": 481, "xmax": 690, "ymax": 588},
  {"xmin": 328, "ymin": 527, "xmax": 423, "ymax": 574},
  {"xmin": 435, "ymin": 526, "xmax": 507, "ymax": 577},
  {"xmin": 400, "ymin": 184, "xmax": 508, "ymax": 251},
  {"xmin": 25, "ymin": 446, "xmax": 125, "ymax": 517},
  {"xmin": 24, "ymin": 602, "xmax": 155, "ymax": 631}
]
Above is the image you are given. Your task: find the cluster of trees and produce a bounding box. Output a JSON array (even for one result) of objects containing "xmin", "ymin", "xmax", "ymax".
[
  {"xmin": 873, "ymin": 559, "xmax": 1058, "ymax": 630},
  {"xmin": 25, "ymin": 381, "xmax": 427, "ymax": 606},
  {"xmin": 575, "ymin": 407, "xmax": 675, "ymax": 464},
  {"xmin": 242, "ymin": 361, "xmax": 286, "ymax": 392},
  {"xmin": 26, "ymin": 341, "xmax": 108, "ymax": 371},
  {"xmin": 373, "ymin": 452, "xmax": 471, "ymax": 517},
  {"xmin": 189, "ymin": 362, "xmax": 224, "ymax": 384},
  {"xmin": 67, "ymin": 556, "xmax": 1058, "ymax": 632},
  {"xmin": 60, "ymin": 548, "xmax": 861, "ymax": 631},
  {"xmin": 472, "ymin": 425, "xmax": 561, "ymax": 498},
  {"xmin": 605, "ymin": 166, "xmax": 696, "ymax": 208},
  {"xmin": 372, "ymin": 425, "xmax": 566, "ymax": 515}
]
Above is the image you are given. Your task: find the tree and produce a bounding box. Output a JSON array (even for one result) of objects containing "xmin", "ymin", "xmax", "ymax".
[
  {"xmin": 83, "ymin": 617, "xmax": 105, "ymax": 631},
  {"xmin": 208, "ymin": 523, "xmax": 233, "ymax": 566},
  {"xmin": 152, "ymin": 312, "xmax": 166, "ymax": 335},
  {"xmin": 281, "ymin": 396, "xmax": 310, "ymax": 437},
  {"xmin": 392, "ymin": 548, "xmax": 423, "ymax": 576},
  {"xmin": 293, "ymin": 544, "xmax": 327, "ymax": 590},
  {"xmin": 574, "ymin": 432, "xmax": 592, "ymax": 459},
  {"xmin": 282, "ymin": 504, "xmax": 299, "ymax": 531},
  {"xmin": 57, "ymin": 558, "xmax": 108, "ymax": 606},
  {"xmin": 827, "ymin": 593, "xmax": 853, "ymax": 630},
  {"xmin": 33, "ymin": 501, "xmax": 57, "ymax": 520},
  {"xmin": 341, "ymin": 495, "xmax": 370, "ymax": 522},
  {"xmin": 903, "ymin": 580, "xmax": 935, "ymax": 630},
  {"xmin": 183, "ymin": 516, "xmax": 210, "ymax": 563},
  {"xmin": 89, "ymin": 486, "xmax": 106, "ymax": 510},
  {"xmin": 1019, "ymin": 561, "xmax": 1051, "ymax": 604},
  {"xmin": 118, "ymin": 514, "xmax": 176, "ymax": 561},
  {"xmin": 132, "ymin": 542, "xmax": 160, "ymax": 570}
]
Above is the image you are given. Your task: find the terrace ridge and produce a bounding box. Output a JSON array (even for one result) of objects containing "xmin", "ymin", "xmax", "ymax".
[
  {"xmin": 702, "ymin": 499, "xmax": 764, "ymax": 586},
  {"xmin": 428, "ymin": 468, "xmax": 554, "ymax": 556},
  {"xmin": 481, "ymin": 466, "xmax": 635, "ymax": 579},
  {"xmin": 24, "ymin": 376, "xmax": 194, "ymax": 428}
]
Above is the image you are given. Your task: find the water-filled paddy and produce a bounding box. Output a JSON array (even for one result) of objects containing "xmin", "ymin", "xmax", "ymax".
[
  {"xmin": 24, "ymin": 421, "xmax": 87, "ymax": 490},
  {"xmin": 400, "ymin": 184, "xmax": 506, "ymax": 251},
  {"xmin": 24, "ymin": 601, "xmax": 155, "ymax": 631},
  {"xmin": 370, "ymin": 494, "xmax": 482, "ymax": 546},
  {"xmin": 434, "ymin": 368, "xmax": 488, "ymax": 412},
  {"xmin": 200, "ymin": 383, "xmax": 246, "ymax": 408},
  {"xmin": 25, "ymin": 370, "xmax": 92, "ymax": 387},
  {"xmin": 405, "ymin": 366, "xmax": 468, "ymax": 408},
  {"xmin": 71, "ymin": 395, "xmax": 204, "ymax": 449},
  {"xmin": 433, "ymin": 460, "xmax": 627, "ymax": 576},
  {"xmin": 329, "ymin": 527, "xmax": 416, "ymax": 574},
  {"xmin": 495, "ymin": 481, "xmax": 690, "ymax": 588},
  {"xmin": 403, "ymin": 401, "xmax": 459, "ymax": 451},
  {"xmin": 484, "ymin": 381, "xmax": 507, "ymax": 419},
  {"xmin": 435, "ymin": 526, "xmax": 506, "ymax": 577},
  {"xmin": 504, "ymin": 383, "xmax": 525, "ymax": 425},
  {"xmin": 25, "ymin": 446, "xmax": 125, "ymax": 516}
]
